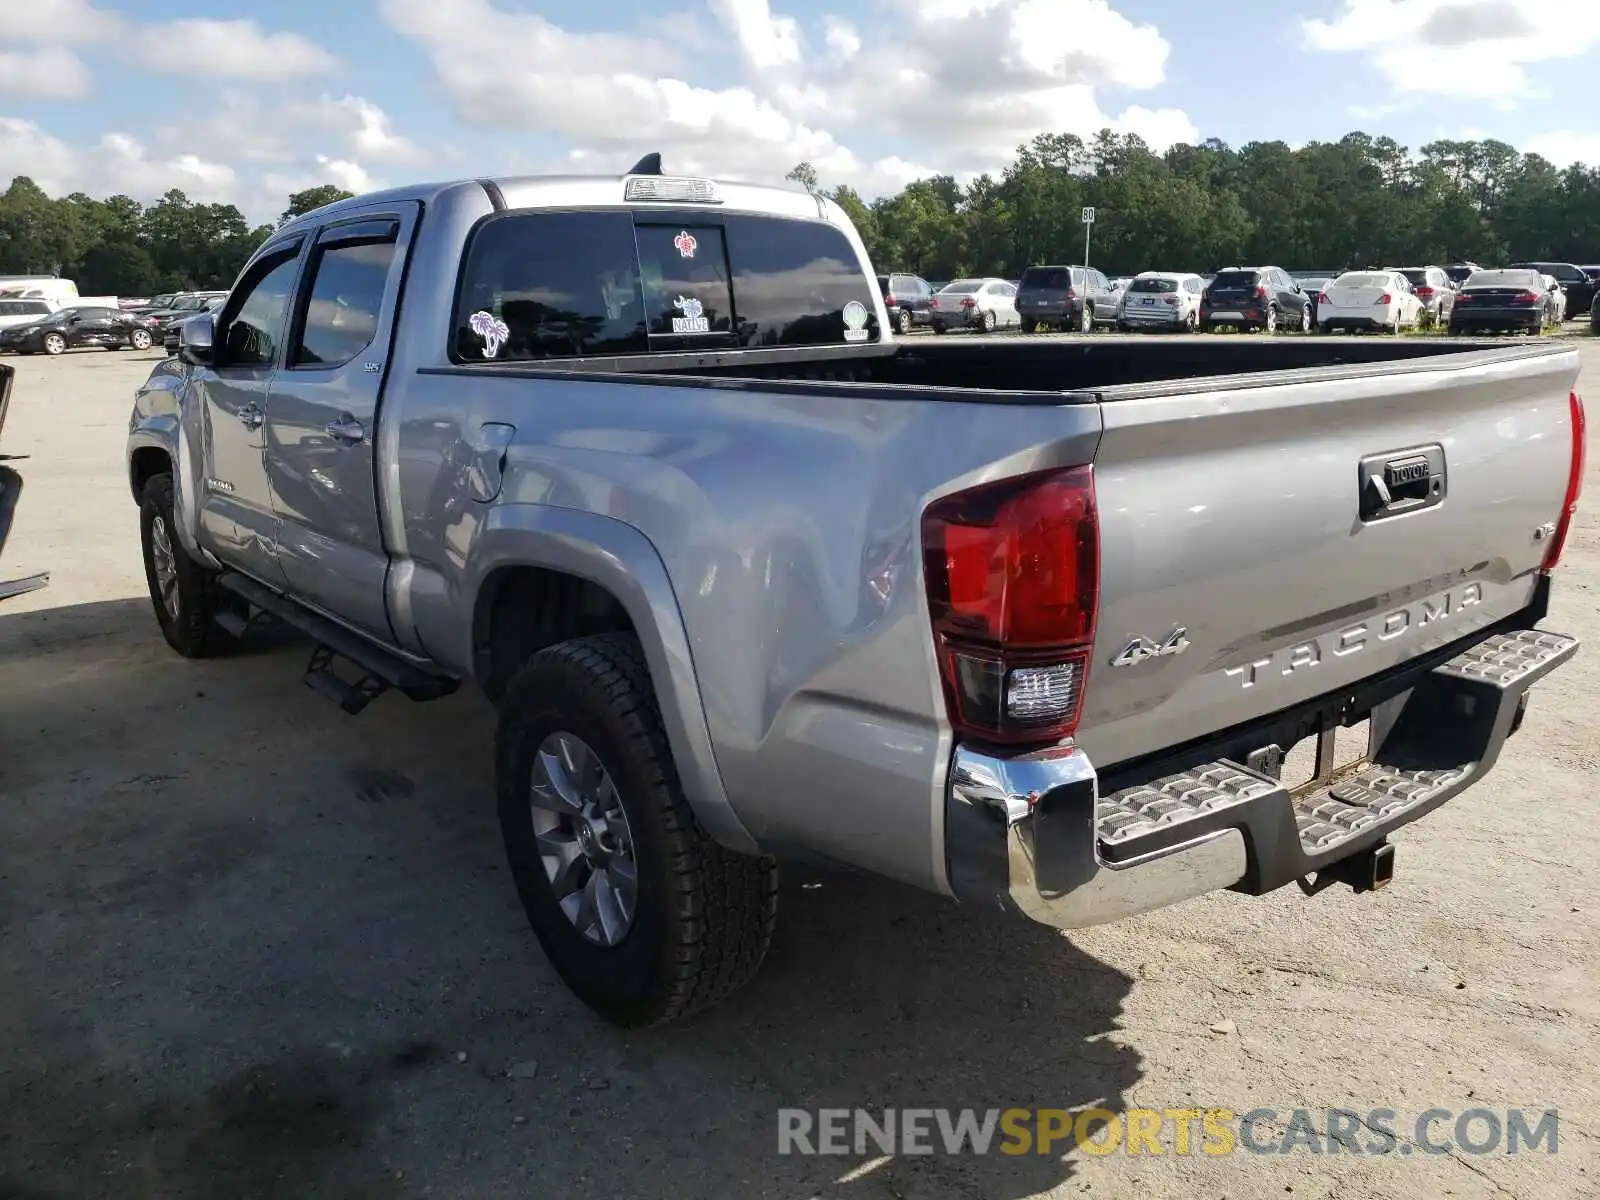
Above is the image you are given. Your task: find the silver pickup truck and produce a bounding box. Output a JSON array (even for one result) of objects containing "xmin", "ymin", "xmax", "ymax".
[{"xmin": 126, "ymin": 164, "xmax": 1585, "ymax": 1027}]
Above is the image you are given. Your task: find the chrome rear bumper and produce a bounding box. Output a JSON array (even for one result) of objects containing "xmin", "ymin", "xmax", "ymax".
[
  {"xmin": 945, "ymin": 623, "xmax": 1577, "ymax": 931},
  {"xmin": 947, "ymin": 744, "xmax": 1249, "ymax": 929}
]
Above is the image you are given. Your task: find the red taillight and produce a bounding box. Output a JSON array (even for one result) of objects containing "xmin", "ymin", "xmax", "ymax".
[
  {"xmin": 1317, "ymin": 291, "xmax": 1330, "ymax": 305},
  {"xmin": 1416, "ymin": 286, "xmax": 1434, "ymax": 297},
  {"xmin": 1163, "ymin": 294, "xmax": 1177, "ymax": 305},
  {"xmin": 1375, "ymin": 292, "xmax": 1392, "ymax": 305},
  {"xmin": 1255, "ymin": 284, "xmax": 1268, "ymax": 299},
  {"xmin": 1543, "ymin": 390, "xmax": 1586, "ymax": 571},
  {"xmin": 1456, "ymin": 293, "xmax": 1474, "ymax": 303},
  {"xmin": 885, "ymin": 293, "xmax": 897, "ymax": 306},
  {"xmin": 960, "ymin": 297, "xmax": 976, "ymax": 308},
  {"xmin": 922, "ymin": 467, "xmax": 1099, "ymax": 747},
  {"xmin": 1516, "ymin": 290, "xmax": 1542, "ymax": 304}
]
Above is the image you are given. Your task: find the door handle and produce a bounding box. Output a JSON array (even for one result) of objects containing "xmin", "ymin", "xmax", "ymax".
[
  {"xmin": 324, "ymin": 415, "xmax": 366, "ymax": 444},
  {"xmin": 238, "ymin": 403, "xmax": 264, "ymax": 430}
]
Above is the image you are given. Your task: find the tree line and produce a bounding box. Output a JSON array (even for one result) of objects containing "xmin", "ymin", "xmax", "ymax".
[
  {"xmin": 0, "ymin": 180, "xmax": 353, "ymax": 296},
  {"xmin": 4, "ymin": 129, "xmax": 1599, "ymax": 295},
  {"xmin": 791, "ymin": 130, "xmax": 1600, "ymax": 279}
]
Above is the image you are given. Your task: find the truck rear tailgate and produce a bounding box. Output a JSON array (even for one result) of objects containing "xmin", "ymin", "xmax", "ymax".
[{"xmin": 1079, "ymin": 345, "xmax": 1581, "ymax": 771}]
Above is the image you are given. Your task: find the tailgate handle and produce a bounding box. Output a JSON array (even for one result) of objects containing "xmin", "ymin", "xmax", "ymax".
[{"xmin": 1357, "ymin": 445, "xmax": 1445, "ymax": 522}]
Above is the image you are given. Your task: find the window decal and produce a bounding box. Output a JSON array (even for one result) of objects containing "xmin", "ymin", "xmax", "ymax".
[{"xmin": 468, "ymin": 309, "xmax": 510, "ymax": 358}]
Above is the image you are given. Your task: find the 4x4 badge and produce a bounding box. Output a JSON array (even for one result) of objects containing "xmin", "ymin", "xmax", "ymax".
[{"xmin": 1111, "ymin": 626, "xmax": 1190, "ymax": 668}]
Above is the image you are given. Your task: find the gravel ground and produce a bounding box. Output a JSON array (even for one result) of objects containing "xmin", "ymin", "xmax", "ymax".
[{"xmin": 0, "ymin": 337, "xmax": 1596, "ymax": 1200}]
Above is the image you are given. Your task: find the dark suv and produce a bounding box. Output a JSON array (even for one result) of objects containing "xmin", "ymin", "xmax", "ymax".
[
  {"xmin": 878, "ymin": 273, "xmax": 936, "ymax": 334},
  {"xmin": 1015, "ymin": 265, "xmax": 1115, "ymax": 333},
  {"xmin": 1507, "ymin": 262, "xmax": 1595, "ymax": 320},
  {"xmin": 1199, "ymin": 266, "xmax": 1311, "ymax": 333}
]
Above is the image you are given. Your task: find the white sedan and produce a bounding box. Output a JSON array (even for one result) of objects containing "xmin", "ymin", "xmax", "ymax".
[{"xmin": 1316, "ymin": 270, "xmax": 1424, "ymax": 334}]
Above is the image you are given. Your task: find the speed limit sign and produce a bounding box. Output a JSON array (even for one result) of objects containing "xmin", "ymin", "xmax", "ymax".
[{"xmin": 1082, "ymin": 206, "xmax": 1096, "ymax": 224}]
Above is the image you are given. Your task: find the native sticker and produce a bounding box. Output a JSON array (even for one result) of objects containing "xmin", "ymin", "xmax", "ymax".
[
  {"xmin": 468, "ymin": 309, "xmax": 510, "ymax": 358},
  {"xmin": 673, "ymin": 230, "xmax": 698, "ymax": 259},
  {"xmin": 671, "ymin": 295, "xmax": 710, "ymax": 334},
  {"xmin": 841, "ymin": 300, "xmax": 870, "ymax": 342}
]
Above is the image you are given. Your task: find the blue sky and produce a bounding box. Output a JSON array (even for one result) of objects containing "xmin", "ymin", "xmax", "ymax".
[{"xmin": 4, "ymin": 0, "xmax": 1599, "ymax": 223}]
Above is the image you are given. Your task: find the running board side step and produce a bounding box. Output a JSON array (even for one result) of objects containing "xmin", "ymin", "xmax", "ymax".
[{"xmin": 216, "ymin": 572, "xmax": 459, "ymax": 715}]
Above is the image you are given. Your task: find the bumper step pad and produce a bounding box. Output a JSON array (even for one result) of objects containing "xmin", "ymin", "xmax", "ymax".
[{"xmin": 1093, "ymin": 627, "xmax": 1577, "ymax": 889}]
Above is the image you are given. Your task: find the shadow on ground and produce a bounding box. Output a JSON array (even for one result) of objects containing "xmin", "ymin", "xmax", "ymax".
[{"xmin": 0, "ymin": 598, "xmax": 1140, "ymax": 1200}]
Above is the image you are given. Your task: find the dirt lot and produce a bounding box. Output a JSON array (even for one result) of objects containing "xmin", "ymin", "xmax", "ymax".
[{"xmin": 0, "ymin": 339, "xmax": 1596, "ymax": 1200}]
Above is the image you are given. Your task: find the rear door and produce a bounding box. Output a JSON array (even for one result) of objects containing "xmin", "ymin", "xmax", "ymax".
[
  {"xmin": 1079, "ymin": 347, "xmax": 1581, "ymax": 769},
  {"xmin": 266, "ymin": 202, "xmax": 417, "ymax": 642}
]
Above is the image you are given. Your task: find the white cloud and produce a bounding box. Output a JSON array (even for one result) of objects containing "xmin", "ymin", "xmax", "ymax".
[
  {"xmin": 1304, "ymin": 0, "xmax": 1600, "ymax": 99},
  {"xmin": 264, "ymin": 157, "xmax": 385, "ymax": 203},
  {"xmin": 1523, "ymin": 131, "xmax": 1600, "ymax": 167},
  {"xmin": 823, "ymin": 17, "xmax": 861, "ymax": 61},
  {"xmin": 0, "ymin": 46, "xmax": 93, "ymax": 100},
  {"xmin": 5, "ymin": 0, "xmax": 120, "ymax": 43},
  {"xmin": 708, "ymin": 0, "xmax": 801, "ymax": 68},
  {"xmin": 130, "ymin": 19, "xmax": 338, "ymax": 80},
  {"xmin": 0, "ymin": 118, "xmax": 237, "ymax": 203},
  {"xmin": 376, "ymin": 0, "xmax": 1196, "ymax": 195}
]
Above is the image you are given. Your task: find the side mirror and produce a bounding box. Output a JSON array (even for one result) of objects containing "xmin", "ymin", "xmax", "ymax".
[{"xmin": 178, "ymin": 312, "xmax": 217, "ymax": 367}]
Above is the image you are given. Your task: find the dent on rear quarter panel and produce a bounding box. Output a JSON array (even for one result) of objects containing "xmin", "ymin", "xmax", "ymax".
[{"xmin": 389, "ymin": 365, "xmax": 1102, "ymax": 893}]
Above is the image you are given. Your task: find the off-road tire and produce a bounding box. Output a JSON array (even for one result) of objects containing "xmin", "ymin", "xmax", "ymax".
[
  {"xmin": 138, "ymin": 473, "xmax": 237, "ymax": 657},
  {"xmin": 495, "ymin": 632, "xmax": 778, "ymax": 1027}
]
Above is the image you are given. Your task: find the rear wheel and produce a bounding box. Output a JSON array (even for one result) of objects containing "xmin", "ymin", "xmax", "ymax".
[
  {"xmin": 42, "ymin": 332, "xmax": 66, "ymax": 356},
  {"xmin": 932, "ymin": 322, "xmax": 946, "ymax": 335},
  {"xmin": 1263, "ymin": 306, "xmax": 1278, "ymax": 334},
  {"xmin": 1078, "ymin": 304, "xmax": 1092, "ymax": 334},
  {"xmin": 496, "ymin": 633, "xmax": 778, "ymax": 1027},
  {"xmin": 981, "ymin": 309, "xmax": 997, "ymax": 333},
  {"xmin": 895, "ymin": 307, "xmax": 912, "ymax": 335},
  {"xmin": 1299, "ymin": 306, "xmax": 1311, "ymax": 333}
]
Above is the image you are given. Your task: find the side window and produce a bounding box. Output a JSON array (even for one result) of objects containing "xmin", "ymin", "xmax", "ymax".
[
  {"xmin": 1090, "ymin": 270, "xmax": 1108, "ymax": 290},
  {"xmin": 292, "ymin": 222, "xmax": 399, "ymax": 367},
  {"xmin": 721, "ymin": 213, "xmax": 881, "ymax": 347},
  {"xmin": 453, "ymin": 211, "xmax": 649, "ymax": 361},
  {"xmin": 219, "ymin": 244, "xmax": 303, "ymax": 368}
]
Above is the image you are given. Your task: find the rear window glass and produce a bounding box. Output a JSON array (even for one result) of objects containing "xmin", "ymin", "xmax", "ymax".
[
  {"xmin": 1465, "ymin": 270, "xmax": 1541, "ymax": 288},
  {"xmin": 1019, "ymin": 268, "xmax": 1070, "ymax": 289},
  {"xmin": 1129, "ymin": 277, "xmax": 1177, "ymax": 293},
  {"xmin": 452, "ymin": 210, "xmax": 877, "ymax": 361},
  {"xmin": 1334, "ymin": 273, "xmax": 1392, "ymax": 288},
  {"xmin": 1400, "ymin": 270, "xmax": 1429, "ymax": 286},
  {"xmin": 0, "ymin": 301, "xmax": 50, "ymax": 316},
  {"xmin": 942, "ymin": 281, "xmax": 981, "ymax": 294},
  {"xmin": 1208, "ymin": 270, "xmax": 1258, "ymax": 287}
]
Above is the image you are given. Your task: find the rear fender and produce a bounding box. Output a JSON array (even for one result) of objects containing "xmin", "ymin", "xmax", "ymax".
[{"xmin": 451, "ymin": 503, "xmax": 757, "ymax": 855}]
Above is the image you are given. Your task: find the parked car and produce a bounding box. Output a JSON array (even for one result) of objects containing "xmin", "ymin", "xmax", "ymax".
[
  {"xmin": 126, "ymin": 168, "xmax": 1583, "ymax": 1029},
  {"xmin": 1014, "ymin": 264, "xmax": 1115, "ymax": 333},
  {"xmin": 127, "ymin": 292, "xmax": 180, "ymax": 314},
  {"xmin": 161, "ymin": 296, "xmax": 226, "ymax": 353},
  {"xmin": 1592, "ymin": 288, "xmax": 1600, "ymax": 335},
  {"xmin": 1393, "ymin": 266, "xmax": 1456, "ymax": 327},
  {"xmin": 1199, "ymin": 266, "xmax": 1312, "ymax": 333},
  {"xmin": 1447, "ymin": 268, "xmax": 1550, "ymax": 335},
  {"xmin": 0, "ymin": 363, "xmax": 49, "ymax": 603},
  {"xmin": 0, "ymin": 304, "xmax": 159, "ymax": 355},
  {"xmin": 877, "ymin": 273, "xmax": 937, "ymax": 334},
  {"xmin": 930, "ymin": 278, "xmax": 1020, "ymax": 333},
  {"xmin": 1508, "ymin": 261, "xmax": 1594, "ymax": 320},
  {"xmin": 138, "ymin": 290, "xmax": 230, "ymax": 327},
  {"xmin": 1582, "ymin": 266, "xmax": 1600, "ymax": 287},
  {"xmin": 1540, "ymin": 275, "xmax": 1566, "ymax": 327},
  {"xmin": 1317, "ymin": 270, "xmax": 1423, "ymax": 334},
  {"xmin": 0, "ymin": 298, "xmax": 58, "ymax": 334},
  {"xmin": 1442, "ymin": 262, "xmax": 1481, "ymax": 287},
  {"xmin": 1116, "ymin": 271, "xmax": 1205, "ymax": 332},
  {"xmin": 1294, "ymin": 276, "xmax": 1333, "ymax": 325}
]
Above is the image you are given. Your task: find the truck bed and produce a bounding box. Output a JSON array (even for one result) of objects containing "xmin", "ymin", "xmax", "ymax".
[{"xmin": 436, "ymin": 332, "xmax": 1571, "ymax": 404}]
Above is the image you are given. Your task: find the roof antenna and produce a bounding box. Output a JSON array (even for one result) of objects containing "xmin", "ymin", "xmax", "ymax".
[{"xmin": 628, "ymin": 152, "xmax": 663, "ymax": 176}]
